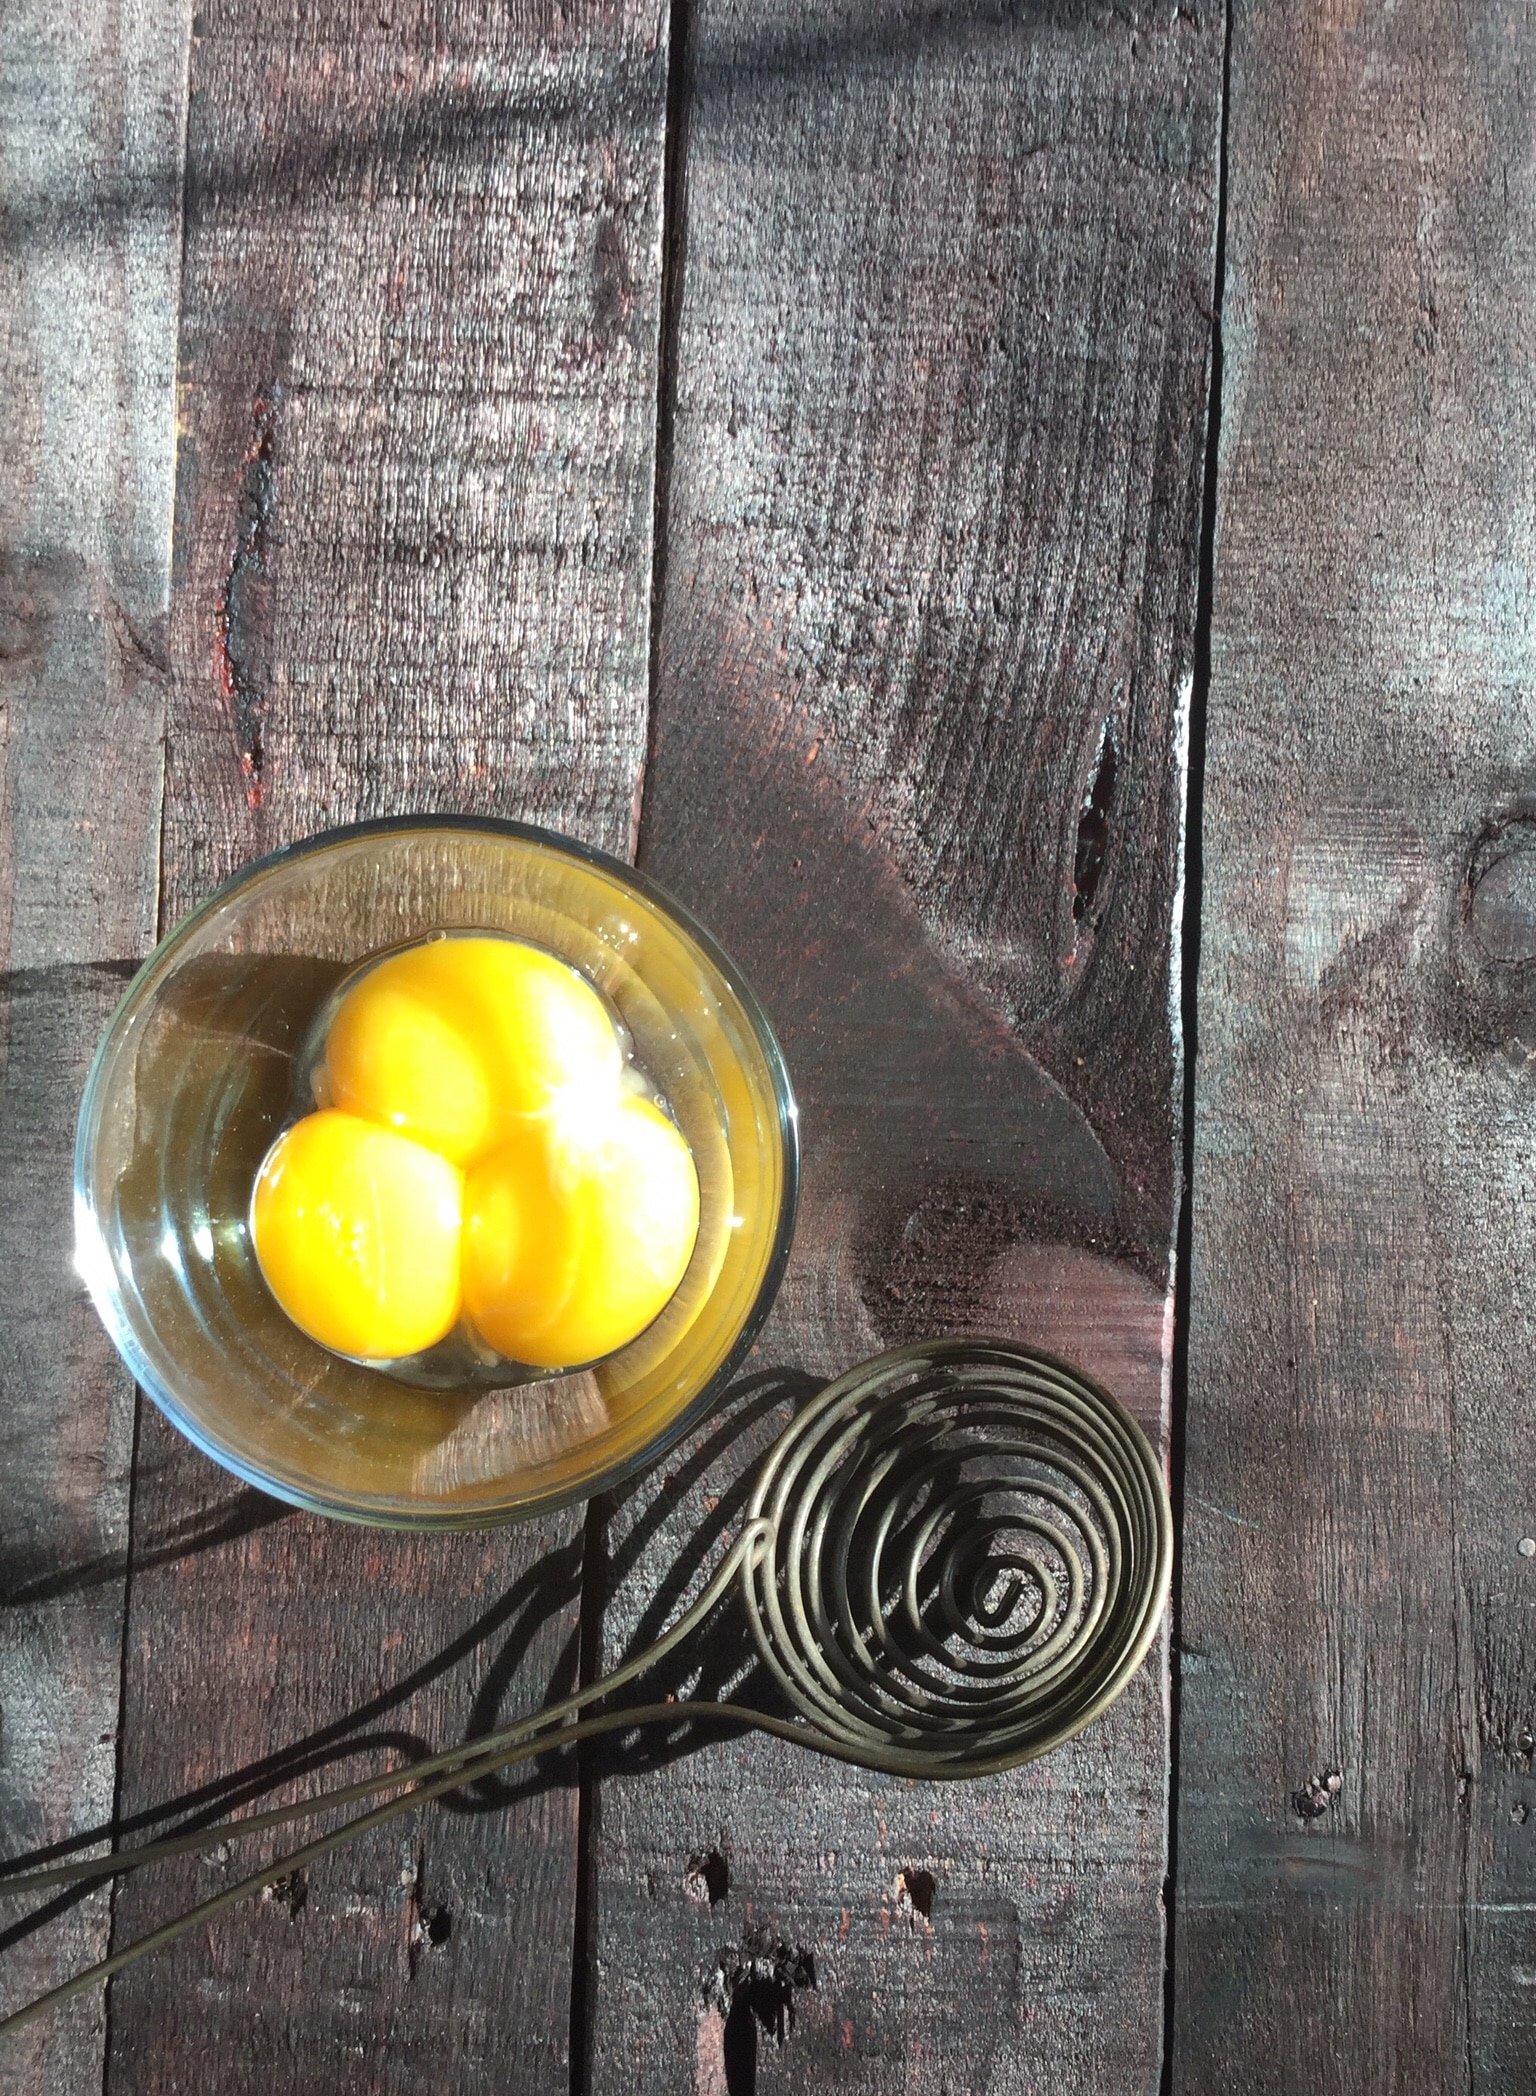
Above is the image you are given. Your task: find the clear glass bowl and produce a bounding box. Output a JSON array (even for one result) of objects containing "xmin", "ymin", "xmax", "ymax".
[{"xmin": 75, "ymin": 818, "xmax": 799, "ymax": 1527}]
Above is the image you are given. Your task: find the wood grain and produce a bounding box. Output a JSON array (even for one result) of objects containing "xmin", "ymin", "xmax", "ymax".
[
  {"xmin": 589, "ymin": 1, "xmax": 1222, "ymax": 2087},
  {"xmin": 0, "ymin": 3, "xmax": 187, "ymax": 2091},
  {"xmin": 1173, "ymin": 0, "xmax": 1536, "ymax": 2087},
  {"xmin": 105, "ymin": 1, "xmax": 666, "ymax": 2088}
]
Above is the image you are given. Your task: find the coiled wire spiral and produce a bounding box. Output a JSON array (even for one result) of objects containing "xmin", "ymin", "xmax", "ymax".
[
  {"xmin": 0, "ymin": 1339, "xmax": 1170, "ymax": 2035},
  {"xmin": 744, "ymin": 1340, "xmax": 1171, "ymax": 1776}
]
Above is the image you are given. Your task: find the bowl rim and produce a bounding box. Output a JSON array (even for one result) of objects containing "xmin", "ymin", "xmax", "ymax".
[{"xmin": 75, "ymin": 812, "xmax": 801, "ymax": 1529}]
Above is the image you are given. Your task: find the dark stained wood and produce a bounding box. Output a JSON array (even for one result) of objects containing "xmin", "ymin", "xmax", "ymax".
[
  {"xmin": 1173, "ymin": 0, "xmax": 1536, "ymax": 2087},
  {"xmin": 105, "ymin": 1, "xmax": 667, "ymax": 2087},
  {"xmin": 0, "ymin": 3, "xmax": 187, "ymax": 2090},
  {"xmin": 590, "ymin": 1, "xmax": 1222, "ymax": 2087}
]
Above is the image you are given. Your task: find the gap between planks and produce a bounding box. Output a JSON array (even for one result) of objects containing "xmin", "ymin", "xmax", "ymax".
[
  {"xmin": 569, "ymin": 0, "xmax": 694, "ymax": 2087},
  {"xmin": 1160, "ymin": 0, "xmax": 1235, "ymax": 2087}
]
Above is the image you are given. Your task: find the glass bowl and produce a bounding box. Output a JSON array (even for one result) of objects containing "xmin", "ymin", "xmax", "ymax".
[{"xmin": 75, "ymin": 817, "xmax": 798, "ymax": 1527}]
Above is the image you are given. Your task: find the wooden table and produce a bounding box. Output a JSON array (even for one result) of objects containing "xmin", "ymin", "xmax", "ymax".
[{"xmin": 4, "ymin": 0, "xmax": 1533, "ymax": 2088}]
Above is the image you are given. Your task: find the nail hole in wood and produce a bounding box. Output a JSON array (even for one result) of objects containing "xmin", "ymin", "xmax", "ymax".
[
  {"xmin": 260, "ymin": 1868, "xmax": 308, "ymax": 1918},
  {"xmin": 685, "ymin": 1848, "xmax": 730, "ymax": 1906},
  {"xmin": 1292, "ymin": 1769, "xmax": 1343, "ymax": 1820},
  {"xmin": 894, "ymin": 1866, "xmax": 937, "ymax": 1924},
  {"xmin": 702, "ymin": 1924, "xmax": 817, "ymax": 2086}
]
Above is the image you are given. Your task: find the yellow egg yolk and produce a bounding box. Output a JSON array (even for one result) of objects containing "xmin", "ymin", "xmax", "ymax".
[
  {"xmin": 251, "ymin": 1110, "xmax": 463, "ymax": 1360},
  {"xmin": 320, "ymin": 936, "xmax": 623, "ymax": 1167},
  {"xmin": 462, "ymin": 1094, "xmax": 701, "ymax": 1370},
  {"xmin": 253, "ymin": 935, "xmax": 699, "ymax": 1372}
]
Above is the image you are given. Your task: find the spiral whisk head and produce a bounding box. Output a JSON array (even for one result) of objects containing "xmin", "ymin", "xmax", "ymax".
[{"xmin": 741, "ymin": 1339, "xmax": 1172, "ymax": 1775}]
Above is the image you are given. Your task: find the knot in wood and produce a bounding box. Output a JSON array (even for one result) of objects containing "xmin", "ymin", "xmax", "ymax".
[{"xmin": 1468, "ymin": 819, "xmax": 1536, "ymax": 964}]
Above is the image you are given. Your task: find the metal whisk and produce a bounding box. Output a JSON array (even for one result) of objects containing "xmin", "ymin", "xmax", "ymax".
[{"xmin": 0, "ymin": 1338, "xmax": 1172, "ymax": 2036}]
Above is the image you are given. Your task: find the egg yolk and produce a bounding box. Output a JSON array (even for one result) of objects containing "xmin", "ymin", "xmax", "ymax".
[
  {"xmin": 253, "ymin": 935, "xmax": 699, "ymax": 1373},
  {"xmin": 251, "ymin": 1110, "xmax": 463, "ymax": 1360},
  {"xmin": 320, "ymin": 936, "xmax": 623, "ymax": 1166},
  {"xmin": 462, "ymin": 1094, "xmax": 701, "ymax": 1370}
]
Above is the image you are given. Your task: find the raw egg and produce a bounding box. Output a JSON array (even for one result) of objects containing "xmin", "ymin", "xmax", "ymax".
[
  {"xmin": 253, "ymin": 933, "xmax": 699, "ymax": 1375},
  {"xmin": 251, "ymin": 1110, "xmax": 463, "ymax": 1361},
  {"xmin": 462, "ymin": 1094, "xmax": 701, "ymax": 1369},
  {"xmin": 320, "ymin": 935, "xmax": 623, "ymax": 1166}
]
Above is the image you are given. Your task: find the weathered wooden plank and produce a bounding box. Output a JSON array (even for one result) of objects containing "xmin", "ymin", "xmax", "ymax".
[
  {"xmin": 1174, "ymin": 0, "xmax": 1536, "ymax": 2087},
  {"xmin": 589, "ymin": 2, "xmax": 1222, "ymax": 2088},
  {"xmin": 0, "ymin": 4, "xmax": 187, "ymax": 2091},
  {"xmin": 105, "ymin": 2, "xmax": 667, "ymax": 2087}
]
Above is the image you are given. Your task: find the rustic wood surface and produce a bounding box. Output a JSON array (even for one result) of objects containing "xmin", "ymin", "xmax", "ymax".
[
  {"xmin": 0, "ymin": 4, "xmax": 187, "ymax": 2092},
  {"xmin": 588, "ymin": 1, "xmax": 1220, "ymax": 2089},
  {"xmin": 8, "ymin": 0, "xmax": 1536, "ymax": 2088},
  {"xmin": 100, "ymin": 2, "xmax": 666, "ymax": 2091},
  {"xmin": 1172, "ymin": 0, "xmax": 1536, "ymax": 2088}
]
